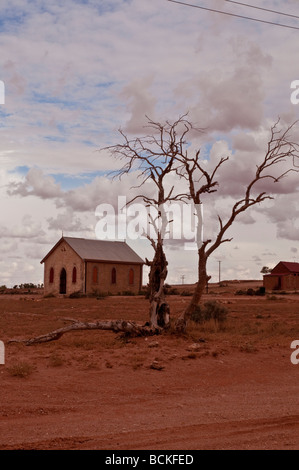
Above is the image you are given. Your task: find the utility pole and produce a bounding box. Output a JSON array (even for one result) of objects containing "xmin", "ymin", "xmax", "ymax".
[
  {"xmin": 181, "ymin": 274, "xmax": 185, "ymax": 285},
  {"xmin": 218, "ymin": 261, "xmax": 221, "ymax": 285}
]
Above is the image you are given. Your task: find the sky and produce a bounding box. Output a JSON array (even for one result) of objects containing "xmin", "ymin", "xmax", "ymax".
[{"xmin": 1, "ymin": 0, "xmax": 299, "ymax": 287}]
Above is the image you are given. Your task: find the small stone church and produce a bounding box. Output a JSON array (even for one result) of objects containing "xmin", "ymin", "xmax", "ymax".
[{"xmin": 41, "ymin": 236, "xmax": 144, "ymax": 296}]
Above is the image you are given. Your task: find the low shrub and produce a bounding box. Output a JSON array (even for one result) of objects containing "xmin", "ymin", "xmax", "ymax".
[
  {"xmin": 138, "ymin": 289, "xmax": 148, "ymax": 296},
  {"xmin": 166, "ymin": 287, "xmax": 180, "ymax": 295},
  {"xmin": 120, "ymin": 290, "xmax": 135, "ymax": 296},
  {"xmin": 235, "ymin": 289, "xmax": 245, "ymax": 295},
  {"xmin": 235, "ymin": 287, "xmax": 265, "ymax": 296},
  {"xmin": 180, "ymin": 290, "xmax": 193, "ymax": 296},
  {"xmin": 49, "ymin": 354, "xmax": 64, "ymax": 367},
  {"xmin": 190, "ymin": 300, "xmax": 228, "ymax": 324},
  {"xmin": 88, "ymin": 289, "xmax": 108, "ymax": 299},
  {"xmin": 7, "ymin": 361, "xmax": 35, "ymax": 378}
]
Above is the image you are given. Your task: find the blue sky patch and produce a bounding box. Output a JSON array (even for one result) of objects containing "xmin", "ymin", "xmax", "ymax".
[
  {"xmin": 8, "ymin": 165, "xmax": 30, "ymax": 175},
  {"xmin": 51, "ymin": 170, "xmax": 107, "ymax": 190}
]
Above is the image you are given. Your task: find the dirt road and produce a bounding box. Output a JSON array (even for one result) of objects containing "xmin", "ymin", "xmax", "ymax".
[{"xmin": 0, "ymin": 345, "xmax": 298, "ymax": 450}]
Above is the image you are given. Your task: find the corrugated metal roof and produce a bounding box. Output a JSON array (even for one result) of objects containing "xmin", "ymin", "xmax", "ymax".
[{"xmin": 41, "ymin": 237, "xmax": 144, "ymax": 264}]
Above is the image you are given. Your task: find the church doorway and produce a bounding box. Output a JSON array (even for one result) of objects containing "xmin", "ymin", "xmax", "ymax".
[{"xmin": 60, "ymin": 268, "xmax": 67, "ymax": 294}]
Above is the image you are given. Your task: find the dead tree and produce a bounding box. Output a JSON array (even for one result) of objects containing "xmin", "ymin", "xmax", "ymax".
[
  {"xmin": 105, "ymin": 115, "xmax": 199, "ymax": 329},
  {"xmin": 175, "ymin": 118, "xmax": 299, "ymax": 332}
]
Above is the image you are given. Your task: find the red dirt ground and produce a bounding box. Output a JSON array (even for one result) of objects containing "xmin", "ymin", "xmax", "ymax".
[{"xmin": 0, "ymin": 281, "xmax": 298, "ymax": 450}]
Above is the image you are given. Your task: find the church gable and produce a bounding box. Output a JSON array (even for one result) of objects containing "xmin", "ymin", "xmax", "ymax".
[{"xmin": 42, "ymin": 239, "xmax": 84, "ymax": 296}]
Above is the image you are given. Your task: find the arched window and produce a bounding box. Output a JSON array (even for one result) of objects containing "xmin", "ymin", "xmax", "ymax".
[
  {"xmin": 111, "ymin": 267, "xmax": 116, "ymax": 284},
  {"xmin": 129, "ymin": 268, "xmax": 134, "ymax": 285},
  {"xmin": 49, "ymin": 267, "xmax": 54, "ymax": 284},
  {"xmin": 72, "ymin": 267, "xmax": 77, "ymax": 283},
  {"xmin": 92, "ymin": 266, "xmax": 98, "ymax": 283}
]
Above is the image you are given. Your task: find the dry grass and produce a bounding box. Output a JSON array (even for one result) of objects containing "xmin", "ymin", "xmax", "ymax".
[
  {"xmin": 48, "ymin": 353, "xmax": 64, "ymax": 367},
  {"xmin": 6, "ymin": 361, "xmax": 35, "ymax": 378},
  {"xmin": 185, "ymin": 303, "xmax": 299, "ymax": 352}
]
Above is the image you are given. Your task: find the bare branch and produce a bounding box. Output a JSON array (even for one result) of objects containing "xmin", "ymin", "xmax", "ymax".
[{"xmin": 205, "ymin": 120, "xmax": 299, "ymax": 257}]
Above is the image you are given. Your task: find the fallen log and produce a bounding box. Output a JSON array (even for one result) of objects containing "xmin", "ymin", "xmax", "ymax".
[{"xmin": 9, "ymin": 319, "xmax": 161, "ymax": 346}]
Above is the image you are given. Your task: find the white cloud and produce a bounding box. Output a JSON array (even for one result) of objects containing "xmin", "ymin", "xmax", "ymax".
[
  {"xmin": 7, "ymin": 167, "xmax": 63, "ymax": 198},
  {"xmin": 0, "ymin": 214, "xmax": 45, "ymax": 239},
  {"xmin": 47, "ymin": 209, "xmax": 84, "ymax": 232},
  {"xmin": 1, "ymin": 0, "xmax": 299, "ymax": 286}
]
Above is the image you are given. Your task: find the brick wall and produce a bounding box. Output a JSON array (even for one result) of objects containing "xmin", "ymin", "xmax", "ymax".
[
  {"xmin": 282, "ymin": 274, "xmax": 299, "ymax": 291},
  {"xmin": 263, "ymin": 275, "xmax": 280, "ymax": 291},
  {"xmin": 264, "ymin": 273, "xmax": 299, "ymax": 291},
  {"xmin": 85, "ymin": 261, "xmax": 142, "ymax": 295}
]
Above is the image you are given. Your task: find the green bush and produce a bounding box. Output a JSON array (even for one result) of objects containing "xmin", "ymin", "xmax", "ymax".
[{"xmin": 190, "ymin": 300, "xmax": 228, "ymax": 324}]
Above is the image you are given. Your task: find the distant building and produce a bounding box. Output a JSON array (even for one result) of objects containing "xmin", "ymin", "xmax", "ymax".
[
  {"xmin": 41, "ymin": 236, "xmax": 144, "ymax": 296},
  {"xmin": 263, "ymin": 261, "xmax": 299, "ymax": 291}
]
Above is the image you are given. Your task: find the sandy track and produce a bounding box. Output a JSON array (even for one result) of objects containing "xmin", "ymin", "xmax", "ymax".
[{"xmin": 1, "ymin": 346, "xmax": 298, "ymax": 450}]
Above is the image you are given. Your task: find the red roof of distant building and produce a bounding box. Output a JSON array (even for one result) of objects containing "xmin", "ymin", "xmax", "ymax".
[
  {"xmin": 279, "ymin": 261, "xmax": 299, "ymax": 272},
  {"xmin": 266, "ymin": 261, "xmax": 299, "ymax": 276}
]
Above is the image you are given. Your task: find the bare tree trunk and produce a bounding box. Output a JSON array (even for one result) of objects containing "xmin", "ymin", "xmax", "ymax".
[
  {"xmin": 147, "ymin": 241, "xmax": 170, "ymax": 329},
  {"xmin": 175, "ymin": 202, "xmax": 209, "ymax": 333},
  {"xmin": 175, "ymin": 247, "xmax": 210, "ymax": 333}
]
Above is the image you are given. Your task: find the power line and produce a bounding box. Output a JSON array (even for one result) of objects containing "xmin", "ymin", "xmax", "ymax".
[
  {"xmin": 224, "ymin": 0, "xmax": 299, "ymax": 21},
  {"xmin": 166, "ymin": 0, "xmax": 299, "ymax": 31}
]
